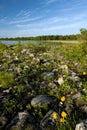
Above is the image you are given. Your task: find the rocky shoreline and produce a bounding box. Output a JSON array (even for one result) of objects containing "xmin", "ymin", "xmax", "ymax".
[{"xmin": 0, "ymin": 42, "xmax": 87, "ymax": 130}]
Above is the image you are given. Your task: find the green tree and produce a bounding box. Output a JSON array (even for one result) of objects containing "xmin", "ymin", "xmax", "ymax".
[{"xmin": 80, "ymin": 28, "xmax": 87, "ymax": 41}]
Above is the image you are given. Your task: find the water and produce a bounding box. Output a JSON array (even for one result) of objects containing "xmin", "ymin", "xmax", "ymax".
[
  {"xmin": 0, "ymin": 40, "xmax": 48, "ymax": 45},
  {"xmin": 0, "ymin": 40, "xmax": 78, "ymax": 45}
]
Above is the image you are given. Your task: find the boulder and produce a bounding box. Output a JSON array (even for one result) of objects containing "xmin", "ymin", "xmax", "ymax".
[
  {"xmin": 6, "ymin": 111, "xmax": 35, "ymax": 130},
  {"xmin": 75, "ymin": 119, "xmax": 87, "ymax": 130},
  {"xmin": 31, "ymin": 95, "xmax": 53, "ymax": 107}
]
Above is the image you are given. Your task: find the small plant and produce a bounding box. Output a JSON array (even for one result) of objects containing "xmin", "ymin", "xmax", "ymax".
[{"xmin": 0, "ymin": 71, "xmax": 14, "ymax": 89}]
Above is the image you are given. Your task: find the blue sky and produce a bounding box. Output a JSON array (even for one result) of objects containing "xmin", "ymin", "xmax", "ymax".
[{"xmin": 0, "ymin": 0, "xmax": 87, "ymax": 37}]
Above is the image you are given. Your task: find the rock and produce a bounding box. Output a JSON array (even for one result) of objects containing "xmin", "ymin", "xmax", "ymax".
[
  {"xmin": 31, "ymin": 57, "xmax": 40, "ymax": 64},
  {"xmin": 75, "ymin": 119, "xmax": 87, "ymax": 130},
  {"xmin": 40, "ymin": 110, "xmax": 59, "ymax": 130},
  {"xmin": 29, "ymin": 53, "xmax": 34, "ymax": 58},
  {"xmin": 40, "ymin": 81, "xmax": 46, "ymax": 88},
  {"xmin": 43, "ymin": 62, "xmax": 50, "ymax": 67},
  {"xmin": 76, "ymin": 82, "xmax": 82, "ymax": 88},
  {"xmin": 42, "ymin": 72, "xmax": 54, "ymax": 80},
  {"xmin": 75, "ymin": 98, "xmax": 86, "ymax": 107},
  {"xmin": 21, "ymin": 49, "xmax": 28, "ymax": 53},
  {"xmin": 31, "ymin": 95, "xmax": 53, "ymax": 107},
  {"xmin": 6, "ymin": 111, "xmax": 35, "ymax": 130},
  {"xmin": 65, "ymin": 103, "xmax": 74, "ymax": 115},
  {"xmin": 0, "ymin": 116, "xmax": 8, "ymax": 129},
  {"xmin": 81, "ymin": 105, "xmax": 87, "ymax": 114},
  {"xmin": 47, "ymin": 82, "xmax": 58, "ymax": 94},
  {"xmin": 69, "ymin": 71, "xmax": 80, "ymax": 82},
  {"xmin": 72, "ymin": 92, "xmax": 82, "ymax": 100}
]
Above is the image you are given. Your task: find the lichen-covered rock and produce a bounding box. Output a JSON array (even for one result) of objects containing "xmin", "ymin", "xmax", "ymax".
[
  {"xmin": 6, "ymin": 111, "xmax": 35, "ymax": 130},
  {"xmin": 75, "ymin": 119, "xmax": 87, "ymax": 130},
  {"xmin": 31, "ymin": 95, "xmax": 53, "ymax": 107}
]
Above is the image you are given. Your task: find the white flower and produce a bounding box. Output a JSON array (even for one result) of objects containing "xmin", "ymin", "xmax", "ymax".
[
  {"xmin": 58, "ymin": 77, "xmax": 64, "ymax": 85},
  {"xmin": 61, "ymin": 65, "xmax": 68, "ymax": 73}
]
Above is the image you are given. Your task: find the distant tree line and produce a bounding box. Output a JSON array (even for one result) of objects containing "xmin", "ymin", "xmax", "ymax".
[
  {"xmin": 0, "ymin": 28, "xmax": 87, "ymax": 41},
  {"xmin": 0, "ymin": 34, "xmax": 78, "ymax": 41}
]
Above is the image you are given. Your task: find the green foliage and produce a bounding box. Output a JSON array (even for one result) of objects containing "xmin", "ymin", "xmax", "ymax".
[
  {"xmin": 0, "ymin": 43, "xmax": 8, "ymax": 51},
  {"xmin": 2, "ymin": 99, "xmax": 17, "ymax": 116},
  {"xmin": 80, "ymin": 28, "xmax": 87, "ymax": 41},
  {"xmin": 0, "ymin": 71, "xmax": 14, "ymax": 89}
]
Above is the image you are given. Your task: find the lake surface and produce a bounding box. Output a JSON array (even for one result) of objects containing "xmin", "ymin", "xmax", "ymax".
[
  {"xmin": 0, "ymin": 40, "xmax": 47, "ymax": 45},
  {"xmin": 0, "ymin": 40, "xmax": 79, "ymax": 45}
]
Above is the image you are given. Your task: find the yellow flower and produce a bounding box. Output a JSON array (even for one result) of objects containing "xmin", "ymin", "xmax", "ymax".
[
  {"xmin": 61, "ymin": 111, "xmax": 67, "ymax": 118},
  {"xmin": 60, "ymin": 118, "xmax": 66, "ymax": 123},
  {"xmin": 51, "ymin": 112, "xmax": 58, "ymax": 119},
  {"xmin": 61, "ymin": 96, "xmax": 66, "ymax": 102},
  {"xmin": 83, "ymin": 72, "xmax": 86, "ymax": 75}
]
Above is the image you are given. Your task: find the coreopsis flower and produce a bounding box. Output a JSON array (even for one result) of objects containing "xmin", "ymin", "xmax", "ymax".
[
  {"xmin": 51, "ymin": 112, "xmax": 58, "ymax": 119},
  {"xmin": 61, "ymin": 96, "xmax": 66, "ymax": 102},
  {"xmin": 61, "ymin": 111, "xmax": 67, "ymax": 118},
  {"xmin": 60, "ymin": 118, "xmax": 66, "ymax": 123},
  {"xmin": 83, "ymin": 72, "xmax": 86, "ymax": 75},
  {"xmin": 58, "ymin": 77, "xmax": 64, "ymax": 85}
]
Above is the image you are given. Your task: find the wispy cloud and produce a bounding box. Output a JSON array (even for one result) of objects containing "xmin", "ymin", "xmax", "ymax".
[
  {"xmin": 16, "ymin": 9, "xmax": 31, "ymax": 18},
  {"xmin": 0, "ymin": 9, "xmax": 42, "ymax": 25},
  {"xmin": 0, "ymin": 17, "xmax": 8, "ymax": 23},
  {"xmin": 16, "ymin": 12, "xmax": 87, "ymax": 28},
  {"xmin": 45, "ymin": 0, "xmax": 57, "ymax": 4},
  {"xmin": 9, "ymin": 16, "xmax": 41, "ymax": 24}
]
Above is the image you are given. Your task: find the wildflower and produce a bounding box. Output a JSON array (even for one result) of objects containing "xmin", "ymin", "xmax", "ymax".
[
  {"xmin": 83, "ymin": 72, "xmax": 86, "ymax": 75},
  {"xmin": 61, "ymin": 65, "xmax": 68, "ymax": 73},
  {"xmin": 60, "ymin": 118, "xmax": 66, "ymax": 123},
  {"xmin": 61, "ymin": 96, "xmax": 66, "ymax": 102},
  {"xmin": 51, "ymin": 112, "xmax": 58, "ymax": 119},
  {"xmin": 61, "ymin": 111, "xmax": 67, "ymax": 118},
  {"xmin": 58, "ymin": 77, "xmax": 64, "ymax": 85}
]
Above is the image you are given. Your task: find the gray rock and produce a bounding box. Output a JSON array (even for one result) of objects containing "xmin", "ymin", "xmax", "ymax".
[
  {"xmin": 75, "ymin": 119, "xmax": 87, "ymax": 130},
  {"xmin": 65, "ymin": 103, "xmax": 74, "ymax": 115},
  {"xmin": 0, "ymin": 116, "xmax": 8, "ymax": 129},
  {"xmin": 72, "ymin": 92, "xmax": 82, "ymax": 100},
  {"xmin": 75, "ymin": 98, "xmax": 86, "ymax": 108},
  {"xmin": 40, "ymin": 110, "xmax": 59, "ymax": 130},
  {"xmin": 81, "ymin": 105, "xmax": 87, "ymax": 113},
  {"xmin": 48, "ymin": 82, "xmax": 58, "ymax": 94},
  {"xmin": 42, "ymin": 72, "xmax": 54, "ymax": 80},
  {"xmin": 31, "ymin": 95, "xmax": 53, "ymax": 107},
  {"xmin": 69, "ymin": 75, "xmax": 80, "ymax": 82},
  {"xmin": 6, "ymin": 111, "xmax": 35, "ymax": 130},
  {"xmin": 69, "ymin": 71, "xmax": 80, "ymax": 82},
  {"xmin": 40, "ymin": 81, "xmax": 46, "ymax": 88}
]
